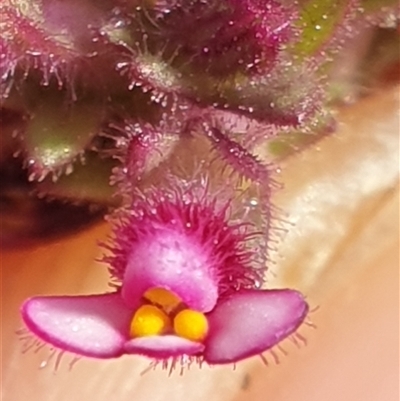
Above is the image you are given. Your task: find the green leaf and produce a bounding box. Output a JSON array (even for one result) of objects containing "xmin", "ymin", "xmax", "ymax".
[
  {"xmin": 22, "ymin": 87, "xmax": 104, "ymax": 180},
  {"xmin": 292, "ymin": 0, "xmax": 355, "ymax": 58},
  {"xmin": 35, "ymin": 151, "xmax": 117, "ymax": 205}
]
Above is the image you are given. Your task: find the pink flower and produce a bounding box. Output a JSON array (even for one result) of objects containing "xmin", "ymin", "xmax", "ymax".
[{"xmin": 21, "ymin": 181, "xmax": 308, "ymax": 364}]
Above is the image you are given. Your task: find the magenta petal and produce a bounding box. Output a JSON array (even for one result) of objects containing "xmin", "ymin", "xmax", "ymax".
[
  {"xmin": 122, "ymin": 230, "xmax": 218, "ymax": 312},
  {"xmin": 204, "ymin": 289, "xmax": 308, "ymax": 364},
  {"xmin": 21, "ymin": 293, "xmax": 132, "ymax": 358},
  {"xmin": 125, "ymin": 335, "xmax": 204, "ymax": 358}
]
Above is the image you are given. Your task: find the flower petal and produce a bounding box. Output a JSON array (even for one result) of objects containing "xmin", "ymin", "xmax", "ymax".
[
  {"xmin": 204, "ymin": 289, "xmax": 308, "ymax": 364},
  {"xmin": 125, "ymin": 335, "xmax": 204, "ymax": 358},
  {"xmin": 21, "ymin": 293, "xmax": 132, "ymax": 358},
  {"xmin": 122, "ymin": 230, "xmax": 218, "ymax": 312}
]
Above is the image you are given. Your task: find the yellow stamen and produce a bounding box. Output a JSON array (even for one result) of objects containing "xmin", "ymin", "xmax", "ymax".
[
  {"xmin": 143, "ymin": 287, "xmax": 181, "ymax": 312},
  {"xmin": 173, "ymin": 309, "xmax": 209, "ymax": 342},
  {"xmin": 130, "ymin": 305, "xmax": 171, "ymax": 338}
]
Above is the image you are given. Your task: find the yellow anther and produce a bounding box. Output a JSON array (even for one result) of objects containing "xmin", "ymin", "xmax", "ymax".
[
  {"xmin": 143, "ymin": 287, "xmax": 181, "ymax": 312},
  {"xmin": 130, "ymin": 305, "xmax": 171, "ymax": 338},
  {"xmin": 173, "ymin": 309, "xmax": 209, "ymax": 342}
]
